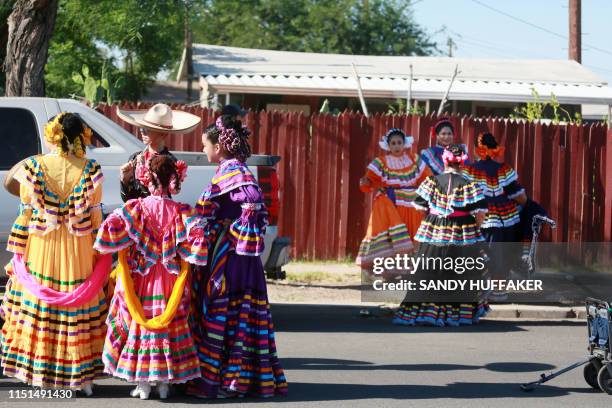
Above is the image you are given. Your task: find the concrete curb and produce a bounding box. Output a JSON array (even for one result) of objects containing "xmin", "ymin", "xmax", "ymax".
[
  {"xmin": 485, "ymin": 304, "xmax": 586, "ymax": 319},
  {"xmin": 270, "ymin": 302, "xmax": 588, "ymax": 320}
]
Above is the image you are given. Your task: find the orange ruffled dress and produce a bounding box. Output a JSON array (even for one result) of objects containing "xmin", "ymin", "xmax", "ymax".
[{"xmin": 356, "ymin": 152, "xmax": 431, "ymax": 266}]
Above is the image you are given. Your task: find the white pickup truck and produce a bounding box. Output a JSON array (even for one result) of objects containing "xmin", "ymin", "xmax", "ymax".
[{"xmin": 0, "ymin": 97, "xmax": 290, "ymax": 279}]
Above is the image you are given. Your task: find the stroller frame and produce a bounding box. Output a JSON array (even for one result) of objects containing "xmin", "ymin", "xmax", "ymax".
[
  {"xmin": 520, "ymin": 215, "xmax": 612, "ymax": 394},
  {"xmin": 521, "ymin": 298, "xmax": 612, "ymax": 394}
]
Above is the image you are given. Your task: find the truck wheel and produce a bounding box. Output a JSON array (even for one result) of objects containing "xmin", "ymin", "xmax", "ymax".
[
  {"xmin": 598, "ymin": 365, "xmax": 612, "ymax": 395},
  {"xmin": 265, "ymin": 267, "xmax": 286, "ymax": 280}
]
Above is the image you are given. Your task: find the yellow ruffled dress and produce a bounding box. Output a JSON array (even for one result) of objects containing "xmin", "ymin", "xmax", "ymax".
[{"xmin": 0, "ymin": 154, "xmax": 107, "ymax": 389}]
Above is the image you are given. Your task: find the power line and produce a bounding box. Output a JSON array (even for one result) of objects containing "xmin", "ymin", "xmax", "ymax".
[
  {"xmin": 448, "ymin": 29, "xmax": 543, "ymax": 58},
  {"xmin": 470, "ymin": 0, "xmax": 612, "ymax": 57},
  {"xmin": 585, "ymin": 65, "xmax": 612, "ymax": 74}
]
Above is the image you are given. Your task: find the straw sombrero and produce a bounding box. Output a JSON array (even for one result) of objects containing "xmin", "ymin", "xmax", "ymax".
[{"xmin": 116, "ymin": 103, "xmax": 201, "ymax": 134}]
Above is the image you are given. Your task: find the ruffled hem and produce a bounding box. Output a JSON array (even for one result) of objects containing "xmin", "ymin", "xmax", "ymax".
[
  {"xmin": 102, "ymin": 298, "xmax": 201, "ymax": 384},
  {"xmin": 1, "ymin": 366, "xmax": 106, "ymax": 389},
  {"xmin": 229, "ymin": 203, "xmax": 268, "ymax": 256},
  {"xmin": 415, "ymin": 216, "xmax": 485, "ymax": 245},
  {"xmin": 186, "ymin": 381, "xmax": 288, "ymax": 399},
  {"xmin": 416, "ymin": 176, "xmax": 485, "ymax": 217},
  {"xmin": 356, "ymin": 225, "xmax": 413, "ymax": 265},
  {"xmin": 102, "ymin": 365, "xmax": 201, "ymax": 384},
  {"xmin": 393, "ymin": 302, "xmax": 490, "ymax": 327}
]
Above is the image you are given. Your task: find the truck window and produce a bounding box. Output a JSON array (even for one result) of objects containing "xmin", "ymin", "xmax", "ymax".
[
  {"xmin": 73, "ymin": 113, "xmax": 110, "ymax": 147},
  {"xmin": 0, "ymin": 108, "xmax": 41, "ymax": 170}
]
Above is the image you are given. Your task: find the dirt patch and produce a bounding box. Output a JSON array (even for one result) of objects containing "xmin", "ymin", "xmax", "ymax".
[{"xmin": 267, "ymin": 261, "xmax": 370, "ymax": 304}]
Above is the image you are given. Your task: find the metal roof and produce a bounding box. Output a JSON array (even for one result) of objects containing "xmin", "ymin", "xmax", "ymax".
[{"xmin": 185, "ymin": 44, "xmax": 612, "ymax": 105}]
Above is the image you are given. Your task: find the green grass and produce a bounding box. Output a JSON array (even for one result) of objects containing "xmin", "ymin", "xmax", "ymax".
[{"xmin": 289, "ymin": 257, "xmax": 355, "ymax": 265}]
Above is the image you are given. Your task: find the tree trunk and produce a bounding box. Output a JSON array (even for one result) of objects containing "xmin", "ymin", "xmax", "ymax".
[{"xmin": 4, "ymin": 0, "xmax": 58, "ymax": 96}]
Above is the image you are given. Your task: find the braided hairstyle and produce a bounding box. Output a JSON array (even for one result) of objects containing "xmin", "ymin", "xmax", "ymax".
[
  {"xmin": 148, "ymin": 155, "xmax": 180, "ymax": 194},
  {"xmin": 477, "ymin": 132, "xmax": 497, "ymax": 148},
  {"xmin": 59, "ymin": 113, "xmax": 86, "ymax": 157},
  {"xmin": 205, "ymin": 114, "xmax": 252, "ymax": 162},
  {"xmin": 476, "ymin": 132, "xmax": 505, "ymax": 160}
]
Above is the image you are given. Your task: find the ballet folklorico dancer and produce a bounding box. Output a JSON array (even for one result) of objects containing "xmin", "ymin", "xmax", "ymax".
[
  {"xmin": 463, "ymin": 133, "xmax": 527, "ymax": 296},
  {"xmin": 1, "ymin": 113, "xmax": 109, "ymax": 395},
  {"xmin": 94, "ymin": 155, "xmax": 208, "ymax": 400},
  {"xmin": 188, "ymin": 115, "xmax": 288, "ymax": 399},
  {"xmin": 393, "ymin": 144, "xmax": 490, "ymax": 327},
  {"xmin": 420, "ymin": 117, "xmax": 469, "ymax": 176},
  {"xmin": 357, "ymin": 128, "xmax": 431, "ymax": 270}
]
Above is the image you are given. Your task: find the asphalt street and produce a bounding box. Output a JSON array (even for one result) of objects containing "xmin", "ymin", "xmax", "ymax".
[{"xmin": 0, "ymin": 303, "xmax": 610, "ymax": 408}]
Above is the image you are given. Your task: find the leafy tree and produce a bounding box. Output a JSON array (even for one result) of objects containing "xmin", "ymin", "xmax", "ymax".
[
  {"xmin": 191, "ymin": 0, "xmax": 437, "ymax": 56},
  {"xmin": 7, "ymin": 0, "xmax": 435, "ymax": 99},
  {"xmin": 46, "ymin": 0, "xmax": 185, "ymax": 100}
]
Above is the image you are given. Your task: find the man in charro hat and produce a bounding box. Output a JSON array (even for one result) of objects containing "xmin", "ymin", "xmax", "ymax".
[{"xmin": 116, "ymin": 103, "xmax": 200, "ymax": 201}]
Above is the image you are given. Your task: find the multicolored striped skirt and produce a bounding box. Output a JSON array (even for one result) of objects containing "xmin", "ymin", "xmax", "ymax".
[
  {"xmin": 102, "ymin": 259, "xmax": 201, "ymax": 384},
  {"xmin": 356, "ymin": 195, "xmax": 420, "ymax": 266},
  {"xmin": 188, "ymin": 228, "xmax": 287, "ymax": 398},
  {"xmin": 393, "ymin": 237, "xmax": 489, "ymax": 327},
  {"xmin": 0, "ymin": 228, "xmax": 107, "ymax": 389},
  {"xmin": 393, "ymin": 302, "xmax": 490, "ymax": 327}
]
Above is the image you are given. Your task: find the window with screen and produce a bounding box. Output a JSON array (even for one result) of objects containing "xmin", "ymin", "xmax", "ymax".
[{"xmin": 0, "ymin": 108, "xmax": 41, "ymax": 170}]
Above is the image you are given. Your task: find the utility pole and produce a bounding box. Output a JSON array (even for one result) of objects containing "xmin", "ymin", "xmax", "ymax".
[
  {"xmin": 184, "ymin": 0, "xmax": 193, "ymax": 100},
  {"xmin": 447, "ymin": 37, "xmax": 456, "ymax": 58},
  {"xmin": 569, "ymin": 0, "xmax": 581, "ymax": 63}
]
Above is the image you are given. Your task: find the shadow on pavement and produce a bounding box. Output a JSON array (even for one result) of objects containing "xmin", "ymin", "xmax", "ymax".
[
  {"xmin": 281, "ymin": 358, "xmax": 555, "ymax": 373},
  {"xmin": 146, "ymin": 382, "xmax": 583, "ymax": 404},
  {"xmin": 270, "ymin": 303, "xmax": 584, "ymax": 334}
]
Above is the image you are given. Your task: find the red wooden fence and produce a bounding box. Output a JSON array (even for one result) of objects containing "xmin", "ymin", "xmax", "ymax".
[{"xmin": 98, "ymin": 104, "xmax": 612, "ymax": 260}]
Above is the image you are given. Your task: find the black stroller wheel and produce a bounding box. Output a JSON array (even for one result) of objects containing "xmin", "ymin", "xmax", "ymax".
[
  {"xmin": 597, "ymin": 365, "xmax": 612, "ymax": 395},
  {"xmin": 584, "ymin": 362, "xmax": 601, "ymax": 390}
]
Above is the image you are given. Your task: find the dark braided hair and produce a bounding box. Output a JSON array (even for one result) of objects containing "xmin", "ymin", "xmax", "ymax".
[
  {"xmin": 58, "ymin": 113, "xmax": 84, "ymax": 154},
  {"xmin": 205, "ymin": 115, "xmax": 252, "ymax": 162},
  {"xmin": 477, "ymin": 132, "xmax": 498, "ymax": 148},
  {"xmin": 148, "ymin": 155, "xmax": 179, "ymax": 193}
]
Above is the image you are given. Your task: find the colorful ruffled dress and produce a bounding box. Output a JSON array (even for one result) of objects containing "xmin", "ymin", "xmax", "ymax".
[
  {"xmin": 463, "ymin": 159, "xmax": 525, "ymax": 278},
  {"xmin": 356, "ymin": 152, "xmax": 431, "ymax": 266},
  {"xmin": 94, "ymin": 196, "xmax": 207, "ymax": 384},
  {"xmin": 463, "ymin": 158, "xmax": 524, "ymax": 232},
  {"xmin": 394, "ymin": 170, "xmax": 490, "ymax": 327},
  {"xmin": 420, "ymin": 144, "xmax": 469, "ymax": 176},
  {"xmin": 189, "ymin": 158, "xmax": 287, "ymax": 398},
  {"xmin": 1, "ymin": 154, "xmax": 107, "ymax": 388}
]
